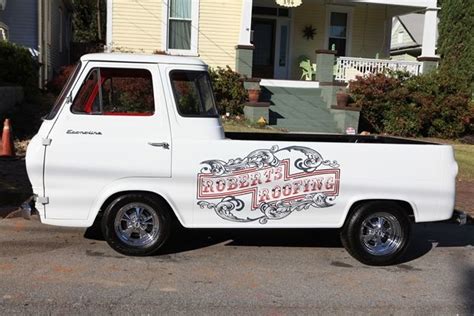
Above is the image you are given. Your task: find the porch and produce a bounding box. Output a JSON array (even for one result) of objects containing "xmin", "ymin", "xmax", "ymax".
[
  {"xmin": 235, "ymin": 0, "xmax": 439, "ymax": 81},
  {"xmin": 237, "ymin": 0, "xmax": 438, "ymax": 134}
]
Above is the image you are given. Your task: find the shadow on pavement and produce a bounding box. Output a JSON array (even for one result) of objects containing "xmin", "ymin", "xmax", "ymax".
[
  {"xmin": 84, "ymin": 219, "xmax": 473, "ymax": 264},
  {"xmin": 401, "ymin": 222, "xmax": 474, "ymax": 263},
  {"xmin": 461, "ymin": 266, "xmax": 474, "ymax": 313}
]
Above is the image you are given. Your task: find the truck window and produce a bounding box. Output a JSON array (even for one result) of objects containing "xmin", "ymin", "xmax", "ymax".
[
  {"xmin": 45, "ymin": 62, "xmax": 82, "ymax": 120},
  {"xmin": 170, "ymin": 70, "xmax": 218, "ymax": 117},
  {"xmin": 71, "ymin": 68, "xmax": 155, "ymax": 116}
]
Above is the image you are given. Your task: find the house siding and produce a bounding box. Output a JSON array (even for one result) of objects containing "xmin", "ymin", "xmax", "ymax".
[
  {"xmin": 391, "ymin": 21, "xmax": 415, "ymax": 48},
  {"xmin": 351, "ymin": 4, "xmax": 390, "ymax": 59},
  {"xmin": 111, "ymin": 0, "xmax": 241, "ymax": 69},
  {"xmin": 0, "ymin": 0, "xmax": 38, "ymax": 50},
  {"xmin": 49, "ymin": 0, "xmax": 72, "ymax": 73},
  {"xmin": 290, "ymin": 4, "xmax": 326, "ymax": 79},
  {"xmin": 198, "ymin": 0, "xmax": 241, "ymax": 69},
  {"xmin": 112, "ymin": 0, "xmax": 162, "ymax": 53}
]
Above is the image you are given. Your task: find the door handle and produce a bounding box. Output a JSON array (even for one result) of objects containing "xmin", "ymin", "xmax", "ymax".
[{"xmin": 148, "ymin": 142, "xmax": 170, "ymax": 150}]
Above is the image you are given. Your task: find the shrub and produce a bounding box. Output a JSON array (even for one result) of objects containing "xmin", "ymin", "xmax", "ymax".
[
  {"xmin": 208, "ymin": 66, "xmax": 246, "ymax": 115},
  {"xmin": 348, "ymin": 72, "xmax": 406, "ymax": 133},
  {"xmin": 348, "ymin": 71, "xmax": 473, "ymax": 138},
  {"xmin": 0, "ymin": 41, "xmax": 39, "ymax": 94}
]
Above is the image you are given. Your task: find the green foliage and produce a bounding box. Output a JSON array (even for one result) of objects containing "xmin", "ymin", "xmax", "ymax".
[
  {"xmin": 437, "ymin": 0, "xmax": 474, "ymax": 93},
  {"xmin": 349, "ymin": 72, "xmax": 410, "ymax": 133},
  {"xmin": 349, "ymin": 71, "xmax": 473, "ymax": 138},
  {"xmin": 208, "ymin": 66, "xmax": 246, "ymax": 115},
  {"xmin": 0, "ymin": 41, "xmax": 39, "ymax": 94},
  {"xmin": 72, "ymin": 0, "xmax": 106, "ymax": 42},
  {"xmin": 46, "ymin": 64, "xmax": 76, "ymax": 95},
  {"xmin": 0, "ymin": 94, "xmax": 55, "ymax": 140}
]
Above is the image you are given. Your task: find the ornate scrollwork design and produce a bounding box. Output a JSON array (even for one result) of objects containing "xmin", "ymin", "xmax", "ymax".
[
  {"xmin": 198, "ymin": 196, "xmax": 258, "ymax": 223},
  {"xmin": 200, "ymin": 145, "xmax": 281, "ymax": 176},
  {"xmin": 198, "ymin": 145, "xmax": 340, "ymax": 224},
  {"xmin": 200, "ymin": 145, "xmax": 339, "ymax": 175},
  {"xmin": 198, "ymin": 193, "xmax": 336, "ymax": 225}
]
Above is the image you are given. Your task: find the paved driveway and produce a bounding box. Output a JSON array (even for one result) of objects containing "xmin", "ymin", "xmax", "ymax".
[{"xmin": 0, "ymin": 216, "xmax": 472, "ymax": 314}]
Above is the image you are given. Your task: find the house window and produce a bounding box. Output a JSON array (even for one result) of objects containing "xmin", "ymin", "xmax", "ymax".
[
  {"xmin": 328, "ymin": 12, "xmax": 348, "ymax": 56},
  {"xmin": 166, "ymin": 0, "xmax": 199, "ymax": 54},
  {"xmin": 397, "ymin": 30, "xmax": 404, "ymax": 44}
]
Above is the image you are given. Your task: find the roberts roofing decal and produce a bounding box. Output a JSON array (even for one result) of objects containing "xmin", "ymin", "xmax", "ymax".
[{"xmin": 197, "ymin": 145, "xmax": 340, "ymax": 224}]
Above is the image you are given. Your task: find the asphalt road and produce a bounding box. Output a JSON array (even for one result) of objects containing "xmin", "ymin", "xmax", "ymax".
[{"xmin": 0, "ymin": 215, "xmax": 473, "ymax": 315}]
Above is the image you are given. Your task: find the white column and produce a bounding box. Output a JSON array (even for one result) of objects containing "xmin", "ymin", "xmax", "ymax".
[
  {"xmin": 420, "ymin": 7, "xmax": 438, "ymax": 58},
  {"xmin": 238, "ymin": 0, "xmax": 253, "ymax": 46}
]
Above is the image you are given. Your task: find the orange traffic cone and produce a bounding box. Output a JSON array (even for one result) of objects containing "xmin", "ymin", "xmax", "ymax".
[{"xmin": 0, "ymin": 119, "xmax": 15, "ymax": 157}]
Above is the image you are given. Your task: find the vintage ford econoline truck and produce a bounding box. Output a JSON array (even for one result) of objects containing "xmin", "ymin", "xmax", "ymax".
[{"xmin": 25, "ymin": 53, "xmax": 460, "ymax": 265}]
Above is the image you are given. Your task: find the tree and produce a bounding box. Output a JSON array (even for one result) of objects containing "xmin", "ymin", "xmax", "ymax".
[
  {"xmin": 72, "ymin": 0, "xmax": 106, "ymax": 42},
  {"xmin": 437, "ymin": 0, "xmax": 474, "ymax": 93}
]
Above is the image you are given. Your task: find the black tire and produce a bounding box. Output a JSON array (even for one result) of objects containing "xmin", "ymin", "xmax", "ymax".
[
  {"xmin": 101, "ymin": 193, "xmax": 171, "ymax": 256},
  {"xmin": 340, "ymin": 201, "xmax": 411, "ymax": 266}
]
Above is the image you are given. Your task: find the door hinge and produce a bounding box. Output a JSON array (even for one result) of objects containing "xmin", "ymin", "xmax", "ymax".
[
  {"xmin": 36, "ymin": 196, "xmax": 49, "ymax": 205},
  {"xmin": 42, "ymin": 138, "xmax": 52, "ymax": 146}
]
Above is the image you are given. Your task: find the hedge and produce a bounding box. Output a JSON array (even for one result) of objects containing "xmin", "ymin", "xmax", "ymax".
[
  {"xmin": 349, "ymin": 71, "xmax": 473, "ymax": 139},
  {"xmin": 0, "ymin": 41, "xmax": 38, "ymax": 94}
]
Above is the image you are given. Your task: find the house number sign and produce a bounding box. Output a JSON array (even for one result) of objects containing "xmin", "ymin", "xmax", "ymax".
[{"xmin": 275, "ymin": 0, "xmax": 302, "ymax": 7}]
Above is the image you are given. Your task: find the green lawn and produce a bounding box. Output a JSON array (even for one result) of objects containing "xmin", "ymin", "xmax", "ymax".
[
  {"xmin": 453, "ymin": 144, "xmax": 474, "ymax": 182},
  {"xmin": 223, "ymin": 119, "xmax": 283, "ymax": 133}
]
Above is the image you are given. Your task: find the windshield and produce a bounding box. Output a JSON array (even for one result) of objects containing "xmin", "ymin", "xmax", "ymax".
[{"xmin": 45, "ymin": 62, "xmax": 82, "ymax": 120}]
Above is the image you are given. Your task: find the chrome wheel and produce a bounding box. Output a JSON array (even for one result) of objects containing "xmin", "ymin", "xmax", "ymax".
[
  {"xmin": 114, "ymin": 202, "xmax": 160, "ymax": 247},
  {"xmin": 359, "ymin": 212, "xmax": 402, "ymax": 256}
]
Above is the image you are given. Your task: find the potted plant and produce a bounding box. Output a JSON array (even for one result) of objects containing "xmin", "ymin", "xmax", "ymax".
[
  {"xmin": 248, "ymin": 88, "xmax": 261, "ymax": 102},
  {"xmin": 243, "ymin": 78, "xmax": 261, "ymax": 102},
  {"xmin": 336, "ymin": 88, "xmax": 350, "ymax": 107}
]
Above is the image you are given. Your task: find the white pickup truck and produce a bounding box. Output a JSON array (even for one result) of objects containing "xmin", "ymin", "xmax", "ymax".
[{"xmin": 25, "ymin": 53, "xmax": 460, "ymax": 266}]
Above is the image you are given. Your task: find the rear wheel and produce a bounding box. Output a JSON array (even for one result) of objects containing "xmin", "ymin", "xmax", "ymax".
[
  {"xmin": 101, "ymin": 193, "xmax": 171, "ymax": 256},
  {"xmin": 340, "ymin": 201, "xmax": 411, "ymax": 266}
]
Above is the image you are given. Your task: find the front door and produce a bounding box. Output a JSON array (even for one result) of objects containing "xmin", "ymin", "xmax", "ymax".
[
  {"xmin": 252, "ymin": 19, "xmax": 276, "ymax": 79},
  {"xmin": 274, "ymin": 20, "xmax": 290, "ymax": 79},
  {"xmin": 43, "ymin": 61, "xmax": 172, "ymax": 220}
]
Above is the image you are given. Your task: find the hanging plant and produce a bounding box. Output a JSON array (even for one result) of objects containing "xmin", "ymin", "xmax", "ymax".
[{"xmin": 302, "ymin": 25, "xmax": 317, "ymax": 40}]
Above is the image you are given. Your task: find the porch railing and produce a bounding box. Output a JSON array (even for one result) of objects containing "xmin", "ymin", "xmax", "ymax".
[{"xmin": 334, "ymin": 57, "xmax": 423, "ymax": 82}]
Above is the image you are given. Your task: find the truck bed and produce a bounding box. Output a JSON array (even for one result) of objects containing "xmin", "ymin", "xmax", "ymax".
[{"xmin": 225, "ymin": 132, "xmax": 438, "ymax": 145}]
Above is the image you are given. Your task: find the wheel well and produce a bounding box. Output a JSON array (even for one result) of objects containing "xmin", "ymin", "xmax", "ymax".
[
  {"xmin": 98, "ymin": 190, "xmax": 180, "ymax": 223},
  {"xmin": 345, "ymin": 199, "xmax": 415, "ymax": 226}
]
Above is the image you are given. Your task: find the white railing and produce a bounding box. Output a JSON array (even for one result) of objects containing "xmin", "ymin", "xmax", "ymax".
[{"xmin": 335, "ymin": 57, "xmax": 423, "ymax": 82}]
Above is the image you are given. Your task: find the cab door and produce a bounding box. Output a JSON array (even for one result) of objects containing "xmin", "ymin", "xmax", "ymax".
[{"xmin": 43, "ymin": 62, "xmax": 171, "ymax": 221}]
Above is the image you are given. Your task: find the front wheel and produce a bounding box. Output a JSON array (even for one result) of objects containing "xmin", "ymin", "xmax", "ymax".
[
  {"xmin": 340, "ymin": 201, "xmax": 411, "ymax": 266},
  {"xmin": 101, "ymin": 193, "xmax": 171, "ymax": 256}
]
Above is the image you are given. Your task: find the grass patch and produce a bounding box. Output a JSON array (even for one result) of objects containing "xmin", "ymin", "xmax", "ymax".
[
  {"xmin": 453, "ymin": 144, "xmax": 474, "ymax": 182},
  {"xmin": 223, "ymin": 118, "xmax": 283, "ymax": 133}
]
